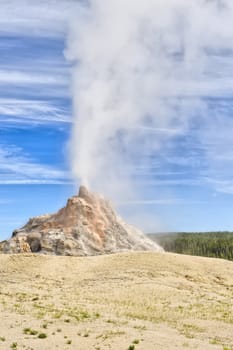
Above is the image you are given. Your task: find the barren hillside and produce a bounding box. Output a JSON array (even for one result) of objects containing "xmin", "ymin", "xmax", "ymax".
[{"xmin": 0, "ymin": 252, "xmax": 233, "ymax": 349}]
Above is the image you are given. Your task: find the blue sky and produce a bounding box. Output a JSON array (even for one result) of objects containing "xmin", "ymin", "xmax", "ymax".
[
  {"xmin": 0, "ymin": 1, "xmax": 77, "ymax": 239},
  {"xmin": 1, "ymin": 1, "xmax": 233, "ymax": 239}
]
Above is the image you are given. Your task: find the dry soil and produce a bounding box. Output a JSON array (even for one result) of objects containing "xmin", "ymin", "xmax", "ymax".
[{"xmin": 0, "ymin": 252, "xmax": 232, "ymax": 349}]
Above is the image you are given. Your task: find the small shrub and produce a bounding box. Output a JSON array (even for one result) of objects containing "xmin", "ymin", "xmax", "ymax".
[
  {"xmin": 128, "ymin": 344, "xmax": 135, "ymax": 350},
  {"xmin": 23, "ymin": 328, "xmax": 38, "ymax": 335},
  {"xmin": 0, "ymin": 337, "xmax": 6, "ymax": 342},
  {"xmin": 128, "ymin": 345, "xmax": 135, "ymax": 350},
  {"xmin": 32, "ymin": 296, "xmax": 39, "ymax": 301},
  {"xmin": 38, "ymin": 333, "xmax": 47, "ymax": 339},
  {"xmin": 10, "ymin": 343, "xmax": 17, "ymax": 349}
]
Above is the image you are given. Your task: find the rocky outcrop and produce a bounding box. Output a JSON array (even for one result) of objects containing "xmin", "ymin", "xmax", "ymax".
[{"xmin": 0, "ymin": 186, "xmax": 163, "ymax": 256}]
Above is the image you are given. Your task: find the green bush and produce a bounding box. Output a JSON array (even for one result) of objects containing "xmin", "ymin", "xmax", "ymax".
[
  {"xmin": 128, "ymin": 345, "xmax": 135, "ymax": 350},
  {"xmin": 38, "ymin": 333, "xmax": 47, "ymax": 339}
]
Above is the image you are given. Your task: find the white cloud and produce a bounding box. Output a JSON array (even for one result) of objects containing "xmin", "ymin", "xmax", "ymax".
[
  {"xmin": 0, "ymin": 62, "xmax": 71, "ymax": 99},
  {"xmin": 117, "ymin": 198, "xmax": 186, "ymax": 205},
  {"xmin": 0, "ymin": 70, "xmax": 67, "ymax": 86},
  {"xmin": 0, "ymin": 180, "xmax": 70, "ymax": 185},
  {"xmin": 132, "ymin": 126, "xmax": 183, "ymax": 135},
  {"xmin": 0, "ymin": 2, "xmax": 73, "ymax": 102},
  {"xmin": 0, "ymin": 145, "xmax": 70, "ymax": 184},
  {"xmin": 204, "ymin": 178, "xmax": 233, "ymax": 195},
  {"xmin": 0, "ymin": 50, "xmax": 71, "ymax": 124},
  {"xmin": 136, "ymin": 179, "xmax": 203, "ymax": 187},
  {"xmin": 0, "ymin": 98, "xmax": 71, "ymax": 124},
  {"xmin": 0, "ymin": 0, "xmax": 79, "ymax": 38},
  {"xmin": 194, "ymin": 110, "xmax": 233, "ymax": 194}
]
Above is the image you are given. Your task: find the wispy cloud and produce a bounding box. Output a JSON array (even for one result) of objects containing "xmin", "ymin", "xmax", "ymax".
[
  {"xmin": 0, "ymin": 8, "xmax": 72, "ymax": 114},
  {"xmin": 0, "ymin": 98, "xmax": 71, "ymax": 125},
  {"xmin": 0, "ymin": 0, "xmax": 79, "ymax": 38},
  {"xmin": 0, "ymin": 69, "xmax": 68, "ymax": 86},
  {"xmin": 135, "ymin": 178, "xmax": 203, "ymax": 187},
  {"xmin": 132, "ymin": 126, "xmax": 183, "ymax": 135},
  {"xmin": 0, "ymin": 60, "xmax": 70, "ymax": 99},
  {"xmin": 117, "ymin": 198, "xmax": 187, "ymax": 206},
  {"xmin": 0, "ymin": 145, "xmax": 70, "ymax": 184},
  {"xmin": 0, "ymin": 38, "xmax": 71, "ymax": 123},
  {"xmin": 204, "ymin": 178, "xmax": 233, "ymax": 195}
]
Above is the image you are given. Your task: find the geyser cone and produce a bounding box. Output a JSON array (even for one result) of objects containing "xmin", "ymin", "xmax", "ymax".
[{"xmin": 0, "ymin": 187, "xmax": 163, "ymax": 255}]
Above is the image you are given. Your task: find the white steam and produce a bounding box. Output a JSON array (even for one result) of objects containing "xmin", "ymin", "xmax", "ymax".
[{"xmin": 66, "ymin": 0, "xmax": 233, "ymax": 201}]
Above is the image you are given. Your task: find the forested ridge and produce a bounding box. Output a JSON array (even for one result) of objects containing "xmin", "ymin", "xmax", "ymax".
[{"xmin": 149, "ymin": 232, "xmax": 233, "ymax": 261}]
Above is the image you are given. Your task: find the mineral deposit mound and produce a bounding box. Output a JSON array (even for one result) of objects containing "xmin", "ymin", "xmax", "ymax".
[{"xmin": 0, "ymin": 186, "xmax": 163, "ymax": 255}]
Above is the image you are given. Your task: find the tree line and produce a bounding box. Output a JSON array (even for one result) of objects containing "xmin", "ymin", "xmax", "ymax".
[{"xmin": 149, "ymin": 232, "xmax": 233, "ymax": 261}]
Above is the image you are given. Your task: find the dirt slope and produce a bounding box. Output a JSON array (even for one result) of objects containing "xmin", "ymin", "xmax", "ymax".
[{"xmin": 0, "ymin": 252, "xmax": 233, "ymax": 349}]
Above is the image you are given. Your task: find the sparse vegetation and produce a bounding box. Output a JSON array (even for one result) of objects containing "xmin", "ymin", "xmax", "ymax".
[
  {"xmin": 0, "ymin": 252, "xmax": 232, "ymax": 349},
  {"xmin": 127, "ymin": 345, "xmax": 135, "ymax": 350},
  {"xmin": 23, "ymin": 327, "xmax": 38, "ymax": 335},
  {"xmin": 96, "ymin": 330, "xmax": 125, "ymax": 340},
  {"xmin": 37, "ymin": 332, "xmax": 47, "ymax": 339},
  {"xmin": 32, "ymin": 296, "xmax": 39, "ymax": 301}
]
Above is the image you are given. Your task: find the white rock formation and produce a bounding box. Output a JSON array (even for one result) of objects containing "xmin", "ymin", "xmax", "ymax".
[{"xmin": 0, "ymin": 186, "xmax": 163, "ymax": 255}]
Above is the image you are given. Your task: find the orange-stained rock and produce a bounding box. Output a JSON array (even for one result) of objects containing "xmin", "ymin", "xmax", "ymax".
[{"xmin": 0, "ymin": 186, "xmax": 163, "ymax": 256}]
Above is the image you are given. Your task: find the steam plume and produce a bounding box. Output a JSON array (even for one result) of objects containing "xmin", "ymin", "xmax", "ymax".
[{"xmin": 66, "ymin": 0, "xmax": 233, "ymax": 202}]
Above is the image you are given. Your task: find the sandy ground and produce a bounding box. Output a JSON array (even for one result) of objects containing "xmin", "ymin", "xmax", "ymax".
[{"xmin": 0, "ymin": 251, "xmax": 233, "ymax": 350}]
